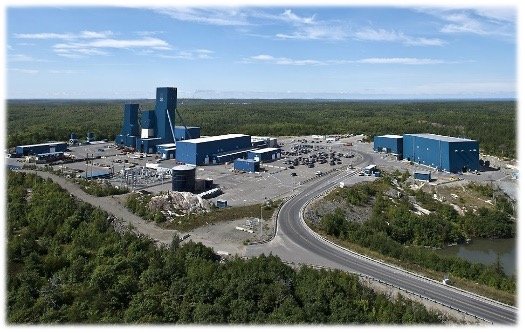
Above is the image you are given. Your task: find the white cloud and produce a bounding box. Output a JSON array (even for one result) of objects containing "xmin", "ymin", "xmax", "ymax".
[
  {"xmin": 159, "ymin": 49, "xmax": 214, "ymax": 60},
  {"xmin": 53, "ymin": 37, "xmax": 170, "ymax": 58},
  {"xmin": 246, "ymin": 54, "xmax": 455, "ymax": 66},
  {"xmin": 14, "ymin": 30, "xmax": 113, "ymax": 40},
  {"xmin": 354, "ymin": 27, "xmax": 446, "ymax": 46},
  {"xmin": 276, "ymin": 25, "xmax": 348, "ymax": 41},
  {"xmin": 418, "ymin": 8, "xmax": 515, "ymax": 38},
  {"xmin": 9, "ymin": 68, "xmax": 39, "ymax": 74},
  {"xmin": 278, "ymin": 9, "xmax": 316, "ymax": 25},
  {"xmin": 246, "ymin": 54, "xmax": 324, "ymax": 66},
  {"xmin": 8, "ymin": 54, "xmax": 35, "ymax": 62},
  {"xmin": 48, "ymin": 69, "xmax": 84, "ymax": 74},
  {"xmin": 156, "ymin": 8, "xmax": 249, "ymax": 26},
  {"xmin": 356, "ymin": 58, "xmax": 447, "ymax": 65}
]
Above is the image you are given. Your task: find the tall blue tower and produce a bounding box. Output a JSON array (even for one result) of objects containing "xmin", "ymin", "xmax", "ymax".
[{"xmin": 155, "ymin": 87, "xmax": 177, "ymax": 142}]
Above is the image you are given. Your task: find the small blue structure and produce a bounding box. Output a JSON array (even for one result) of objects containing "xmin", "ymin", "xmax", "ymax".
[
  {"xmin": 115, "ymin": 103, "xmax": 140, "ymax": 148},
  {"xmin": 157, "ymin": 143, "xmax": 176, "ymax": 160},
  {"xmin": 16, "ymin": 142, "xmax": 67, "ymax": 156},
  {"xmin": 174, "ymin": 126, "xmax": 200, "ymax": 141},
  {"xmin": 403, "ymin": 133, "xmax": 479, "ymax": 173},
  {"xmin": 414, "ymin": 170, "xmax": 431, "ymax": 181},
  {"xmin": 374, "ymin": 135, "xmax": 403, "ymax": 155},
  {"xmin": 175, "ymin": 134, "xmax": 252, "ymax": 165},
  {"xmin": 247, "ymin": 147, "xmax": 281, "ymax": 162},
  {"xmin": 234, "ymin": 158, "xmax": 260, "ymax": 173}
]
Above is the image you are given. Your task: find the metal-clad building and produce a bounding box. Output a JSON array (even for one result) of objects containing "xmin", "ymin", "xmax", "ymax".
[
  {"xmin": 175, "ymin": 134, "xmax": 252, "ymax": 165},
  {"xmin": 234, "ymin": 158, "xmax": 260, "ymax": 173},
  {"xmin": 247, "ymin": 147, "xmax": 281, "ymax": 162},
  {"xmin": 16, "ymin": 142, "xmax": 67, "ymax": 156},
  {"xmin": 403, "ymin": 133, "xmax": 479, "ymax": 173},
  {"xmin": 115, "ymin": 103, "xmax": 140, "ymax": 148},
  {"xmin": 174, "ymin": 126, "xmax": 200, "ymax": 141},
  {"xmin": 373, "ymin": 135, "xmax": 403, "ymax": 155},
  {"xmin": 171, "ymin": 165, "xmax": 196, "ymax": 192},
  {"xmin": 414, "ymin": 170, "xmax": 431, "ymax": 181},
  {"xmin": 157, "ymin": 143, "xmax": 176, "ymax": 160}
]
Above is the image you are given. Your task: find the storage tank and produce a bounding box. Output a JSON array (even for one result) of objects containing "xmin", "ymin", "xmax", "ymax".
[{"xmin": 171, "ymin": 165, "xmax": 196, "ymax": 192}]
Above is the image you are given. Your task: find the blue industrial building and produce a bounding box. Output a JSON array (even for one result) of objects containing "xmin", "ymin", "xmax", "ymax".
[
  {"xmin": 234, "ymin": 158, "xmax": 260, "ymax": 173},
  {"xmin": 373, "ymin": 135, "xmax": 403, "ymax": 155},
  {"xmin": 116, "ymin": 87, "xmax": 201, "ymax": 154},
  {"xmin": 156, "ymin": 143, "xmax": 177, "ymax": 160},
  {"xmin": 174, "ymin": 126, "xmax": 200, "ymax": 141},
  {"xmin": 403, "ymin": 133, "xmax": 479, "ymax": 173},
  {"xmin": 247, "ymin": 147, "xmax": 281, "ymax": 162},
  {"xmin": 175, "ymin": 134, "xmax": 252, "ymax": 165},
  {"xmin": 16, "ymin": 142, "xmax": 67, "ymax": 156}
]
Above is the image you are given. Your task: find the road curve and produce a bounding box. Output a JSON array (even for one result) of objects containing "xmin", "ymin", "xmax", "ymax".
[{"xmin": 248, "ymin": 153, "xmax": 517, "ymax": 324}]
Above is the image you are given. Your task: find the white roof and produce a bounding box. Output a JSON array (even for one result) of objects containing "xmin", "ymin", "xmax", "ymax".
[
  {"xmin": 172, "ymin": 164, "xmax": 196, "ymax": 171},
  {"xmin": 364, "ymin": 164, "xmax": 377, "ymax": 170},
  {"xmin": 180, "ymin": 134, "xmax": 248, "ymax": 144},
  {"xmin": 379, "ymin": 135, "xmax": 403, "ymax": 139},
  {"xmin": 17, "ymin": 141, "xmax": 66, "ymax": 148},
  {"xmin": 250, "ymin": 147, "xmax": 280, "ymax": 154},
  {"xmin": 157, "ymin": 143, "xmax": 177, "ymax": 148}
]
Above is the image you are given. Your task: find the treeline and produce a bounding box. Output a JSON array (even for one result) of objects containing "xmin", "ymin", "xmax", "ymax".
[
  {"xmin": 316, "ymin": 175, "xmax": 516, "ymax": 293},
  {"xmin": 7, "ymin": 171, "xmax": 442, "ymax": 324},
  {"xmin": 7, "ymin": 99, "xmax": 516, "ymax": 159}
]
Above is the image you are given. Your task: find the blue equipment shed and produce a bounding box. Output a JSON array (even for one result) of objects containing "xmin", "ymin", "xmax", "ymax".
[
  {"xmin": 174, "ymin": 126, "xmax": 200, "ymax": 141},
  {"xmin": 157, "ymin": 143, "xmax": 176, "ymax": 160},
  {"xmin": 247, "ymin": 147, "xmax": 281, "ymax": 162},
  {"xmin": 234, "ymin": 158, "xmax": 260, "ymax": 173},
  {"xmin": 414, "ymin": 170, "xmax": 431, "ymax": 181},
  {"xmin": 374, "ymin": 135, "xmax": 403, "ymax": 155},
  {"xmin": 16, "ymin": 142, "xmax": 67, "ymax": 156},
  {"xmin": 175, "ymin": 134, "xmax": 252, "ymax": 165},
  {"xmin": 403, "ymin": 133, "xmax": 479, "ymax": 173}
]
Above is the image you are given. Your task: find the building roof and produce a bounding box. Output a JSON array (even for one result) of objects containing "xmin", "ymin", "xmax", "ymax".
[
  {"xmin": 17, "ymin": 142, "xmax": 66, "ymax": 149},
  {"xmin": 172, "ymin": 164, "xmax": 196, "ymax": 171},
  {"xmin": 378, "ymin": 135, "xmax": 403, "ymax": 139},
  {"xmin": 179, "ymin": 134, "xmax": 249, "ymax": 144},
  {"xmin": 405, "ymin": 133, "xmax": 476, "ymax": 143},
  {"xmin": 235, "ymin": 158, "xmax": 258, "ymax": 163},
  {"xmin": 414, "ymin": 171, "xmax": 431, "ymax": 175},
  {"xmin": 250, "ymin": 147, "xmax": 280, "ymax": 154},
  {"xmin": 157, "ymin": 143, "xmax": 177, "ymax": 148}
]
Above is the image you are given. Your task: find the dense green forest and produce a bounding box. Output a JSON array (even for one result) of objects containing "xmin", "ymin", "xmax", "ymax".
[
  {"xmin": 7, "ymin": 99, "xmax": 516, "ymax": 158},
  {"xmin": 312, "ymin": 173, "xmax": 516, "ymax": 295},
  {"xmin": 7, "ymin": 171, "xmax": 443, "ymax": 324}
]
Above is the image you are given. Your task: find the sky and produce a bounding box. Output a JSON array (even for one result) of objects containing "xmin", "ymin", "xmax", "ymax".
[{"xmin": 5, "ymin": 4, "xmax": 518, "ymax": 99}]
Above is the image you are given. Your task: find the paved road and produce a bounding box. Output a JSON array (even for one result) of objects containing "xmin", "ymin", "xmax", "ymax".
[
  {"xmin": 21, "ymin": 170, "xmax": 178, "ymax": 245},
  {"xmin": 247, "ymin": 152, "xmax": 518, "ymax": 324}
]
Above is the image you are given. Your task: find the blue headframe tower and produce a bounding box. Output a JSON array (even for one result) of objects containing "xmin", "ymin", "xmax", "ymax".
[{"xmin": 115, "ymin": 87, "xmax": 179, "ymax": 153}]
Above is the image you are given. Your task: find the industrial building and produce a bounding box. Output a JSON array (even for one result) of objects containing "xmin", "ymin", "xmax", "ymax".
[
  {"xmin": 16, "ymin": 142, "xmax": 67, "ymax": 156},
  {"xmin": 247, "ymin": 147, "xmax": 281, "ymax": 162},
  {"xmin": 156, "ymin": 143, "xmax": 177, "ymax": 160},
  {"xmin": 234, "ymin": 158, "xmax": 260, "ymax": 173},
  {"xmin": 115, "ymin": 87, "xmax": 201, "ymax": 153},
  {"xmin": 251, "ymin": 136, "xmax": 278, "ymax": 148},
  {"xmin": 403, "ymin": 133, "xmax": 479, "ymax": 173},
  {"xmin": 175, "ymin": 134, "xmax": 252, "ymax": 165},
  {"xmin": 414, "ymin": 170, "xmax": 431, "ymax": 181},
  {"xmin": 373, "ymin": 135, "xmax": 403, "ymax": 156},
  {"xmin": 174, "ymin": 126, "xmax": 200, "ymax": 141}
]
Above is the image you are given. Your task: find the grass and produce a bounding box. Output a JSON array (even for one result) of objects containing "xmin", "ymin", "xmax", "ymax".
[
  {"xmin": 162, "ymin": 200, "xmax": 281, "ymax": 232},
  {"xmin": 311, "ymin": 226, "xmax": 515, "ymax": 306}
]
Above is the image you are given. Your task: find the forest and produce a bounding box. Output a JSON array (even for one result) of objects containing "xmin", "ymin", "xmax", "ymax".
[
  {"xmin": 7, "ymin": 171, "xmax": 443, "ymax": 324},
  {"xmin": 312, "ymin": 173, "xmax": 516, "ymax": 296},
  {"xmin": 7, "ymin": 99, "xmax": 516, "ymax": 159}
]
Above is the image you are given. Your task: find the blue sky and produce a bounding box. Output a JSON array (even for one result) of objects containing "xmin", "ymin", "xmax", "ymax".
[{"xmin": 6, "ymin": 6, "xmax": 517, "ymax": 99}]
